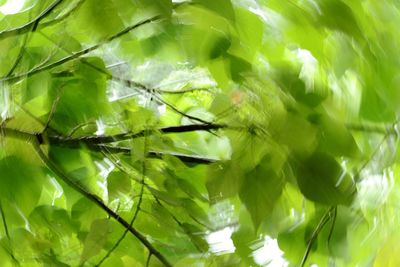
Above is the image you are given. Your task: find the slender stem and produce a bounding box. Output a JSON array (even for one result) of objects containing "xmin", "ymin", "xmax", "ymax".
[
  {"xmin": 327, "ymin": 207, "xmax": 337, "ymax": 255},
  {"xmin": 30, "ymin": 138, "xmax": 173, "ymax": 267},
  {"xmin": 96, "ymin": 130, "xmax": 149, "ymax": 266},
  {"xmin": 146, "ymin": 252, "xmax": 152, "ymax": 267},
  {"xmin": 48, "ymin": 123, "xmax": 226, "ymax": 146},
  {"xmin": 0, "ymin": 201, "xmax": 19, "ymax": 264},
  {"xmin": 96, "ymin": 145, "xmax": 218, "ymax": 164},
  {"xmin": 300, "ymin": 207, "xmax": 335, "ymax": 267},
  {"xmin": 346, "ymin": 123, "xmax": 396, "ymax": 135},
  {"xmin": 2, "ymin": 16, "xmax": 161, "ymax": 83}
]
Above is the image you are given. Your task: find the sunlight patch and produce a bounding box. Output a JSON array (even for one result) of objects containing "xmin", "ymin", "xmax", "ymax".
[
  {"xmin": 206, "ymin": 226, "xmax": 236, "ymax": 255},
  {"xmin": 252, "ymin": 236, "xmax": 289, "ymax": 267},
  {"xmin": 0, "ymin": 0, "xmax": 25, "ymax": 14}
]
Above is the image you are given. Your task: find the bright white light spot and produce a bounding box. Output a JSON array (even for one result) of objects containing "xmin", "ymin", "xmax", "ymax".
[
  {"xmin": 0, "ymin": 0, "xmax": 25, "ymax": 15},
  {"xmin": 0, "ymin": 84, "xmax": 10, "ymax": 120},
  {"xmin": 357, "ymin": 170, "xmax": 393, "ymax": 209},
  {"xmin": 296, "ymin": 48, "xmax": 318, "ymax": 92},
  {"xmin": 49, "ymin": 176, "xmax": 63, "ymax": 206},
  {"xmin": 252, "ymin": 236, "xmax": 289, "ymax": 267},
  {"xmin": 95, "ymin": 119, "xmax": 106, "ymax": 136},
  {"xmin": 95, "ymin": 158, "xmax": 115, "ymax": 178},
  {"xmin": 206, "ymin": 227, "xmax": 236, "ymax": 255}
]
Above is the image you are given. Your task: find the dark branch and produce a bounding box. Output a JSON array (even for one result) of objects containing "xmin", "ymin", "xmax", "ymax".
[
  {"xmin": 96, "ymin": 125, "xmax": 149, "ymax": 267},
  {"xmin": 30, "ymin": 138, "xmax": 173, "ymax": 267},
  {"xmin": 300, "ymin": 207, "xmax": 335, "ymax": 267},
  {"xmin": 97, "ymin": 145, "xmax": 218, "ymax": 164},
  {"xmin": 48, "ymin": 123, "xmax": 226, "ymax": 146}
]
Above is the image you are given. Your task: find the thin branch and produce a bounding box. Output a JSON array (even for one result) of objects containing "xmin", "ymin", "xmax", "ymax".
[
  {"xmin": 43, "ymin": 85, "xmax": 65, "ymax": 132},
  {"xmin": 49, "ymin": 123, "xmax": 226, "ymax": 146},
  {"xmin": 0, "ymin": 0, "xmax": 64, "ymax": 40},
  {"xmin": 115, "ymin": 78, "xmax": 213, "ymax": 124},
  {"xmin": 30, "ymin": 138, "xmax": 173, "ymax": 267},
  {"xmin": 97, "ymin": 145, "xmax": 218, "ymax": 164},
  {"xmin": 96, "ymin": 130, "xmax": 149, "ymax": 266},
  {"xmin": 0, "ymin": 201, "xmax": 19, "ymax": 264},
  {"xmin": 300, "ymin": 207, "xmax": 335, "ymax": 267},
  {"xmin": 346, "ymin": 123, "xmax": 397, "ymax": 135},
  {"xmin": 155, "ymin": 87, "xmax": 213, "ymax": 94},
  {"xmin": 146, "ymin": 252, "xmax": 152, "ymax": 267},
  {"xmin": 156, "ymin": 95, "xmax": 212, "ymax": 124},
  {"xmin": 2, "ymin": 16, "xmax": 162, "ymax": 83},
  {"xmin": 327, "ymin": 207, "xmax": 337, "ymax": 256}
]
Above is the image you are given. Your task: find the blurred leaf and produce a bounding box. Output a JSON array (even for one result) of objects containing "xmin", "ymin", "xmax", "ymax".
[
  {"xmin": 239, "ymin": 160, "xmax": 284, "ymax": 229},
  {"xmin": 0, "ymin": 156, "xmax": 43, "ymax": 214},
  {"xmin": 80, "ymin": 219, "xmax": 110, "ymax": 264},
  {"xmin": 295, "ymin": 152, "xmax": 356, "ymax": 206}
]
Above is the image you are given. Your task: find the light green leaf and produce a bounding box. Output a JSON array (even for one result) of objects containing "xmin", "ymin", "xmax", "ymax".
[
  {"xmin": 80, "ymin": 218, "xmax": 110, "ymax": 264},
  {"xmin": 239, "ymin": 161, "xmax": 284, "ymax": 229}
]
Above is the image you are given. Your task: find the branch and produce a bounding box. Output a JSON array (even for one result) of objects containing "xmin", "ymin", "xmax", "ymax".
[
  {"xmin": 96, "ymin": 126, "xmax": 149, "ymax": 267},
  {"xmin": 0, "ymin": 0, "xmax": 64, "ymax": 40},
  {"xmin": 97, "ymin": 145, "xmax": 218, "ymax": 164},
  {"xmin": 30, "ymin": 138, "xmax": 173, "ymax": 267},
  {"xmin": 2, "ymin": 16, "xmax": 162, "ymax": 83},
  {"xmin": 48, "ymin": 123, "xmax": 226, "ymax": 146},
  {"xmin": 346, "ymin": 123, "xmax": 397, "ymax": 135},
  {"xmin": 300, "ymin": 207, "xmax": 335, "ymax": 267},
  {"xmin": 0, "ymin": 201, "xmax": 19, "ymax": 264}
]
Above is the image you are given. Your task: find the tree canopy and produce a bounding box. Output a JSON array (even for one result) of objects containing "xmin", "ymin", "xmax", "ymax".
[{"xmin": 0, "ymin": 0, "xmax": 400, "ymax": 266}]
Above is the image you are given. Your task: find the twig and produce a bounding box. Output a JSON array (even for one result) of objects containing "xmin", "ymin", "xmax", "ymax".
[
  {"xmin": 2, "ymin": 16, "xmax": 162, "ymax": 83},
  {"xmin": 43, "ymin": 84, "xmax": 65, "ymax": 132},
  {"xmin": 300, "ymin": 207, "xmax": 335, "ymax": 267},
  {"xmin": 327, "ymin": 207, "xmax": 337, "ymax": 256},
  {"xmin": 96, "ymin": 145, "xmax": 218, "ymax": 164},
  {"xmin": 96, "ymin": 129, "xmax": 149, "ymax": 266},
  {"xmin": 49, "ymin": 123, "xmax": 226, "ymax": 146},
  {"xmin": 146, "ymin": 252, "xmax": 152, "ymax": 267},
  {"xmin": 0, "ymin": 201, "xmax": 19, "ymax": 264},
  {"xmin": 30, "ymin": 138, "xmax": 173, "ymax": 267}
]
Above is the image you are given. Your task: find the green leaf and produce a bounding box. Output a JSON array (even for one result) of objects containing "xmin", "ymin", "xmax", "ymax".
[
  {"xmin": 194, "ymin": 0, "xmax": 235, "ymax": 21},
  {"xmin": 107, "ymin": 171, "xmax": 132, "ymax": 201},
  {"xmin": 308, "ymin": 113, "xmax": 359, "ymax": 157},
  {"xmin": 239, "ymin": 161, "xmax": 284, "ymax": 229},
  {"xmin": 207, "ymin": 162, "xmax": 244, "ymax": 202},
  {"xmin": 80, "ymin": 219, "xmax": 110, "ymax": 264},
  {"xmin": 66, "ymin": 0, "xmax": 124, "ymax": 41},
  {"xmin": 295, "ymin": 152, "xmax": 356, "ymax": 206},
  {"xmin": 49, "ymin": 57, "xmax": 110, "ymax": 132},
  {"xmin": 0, "ymin": 156, "xmax": 43, "ymax": 213}
]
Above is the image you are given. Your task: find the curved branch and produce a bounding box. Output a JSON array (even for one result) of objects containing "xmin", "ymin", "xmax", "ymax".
[
  {"xmin": 98, "ymin": 145, "xmax": 218, "ymax": 164},
  {"xmin": 300, "ymin": 207, "xmax": 335, "ymax": 267},
  {"xmin": 2, "ymin": 15, "xmax": 162, "ymax": 83},
  {"xmin": 48, "ymin": 123, "xmax": 226, "ymax": 146},
  {"xmin": 96, "ymin": 131, "xmax": 149, "ymax": 267},
  {"xmin": 30, "ymin": 138, "xmax": 173, "ymax": 267}
]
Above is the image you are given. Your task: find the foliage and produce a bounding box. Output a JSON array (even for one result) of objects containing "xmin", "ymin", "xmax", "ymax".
[{"xmin": 0, "ymin": 0, "xmax": 400, "ymax": 266}]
